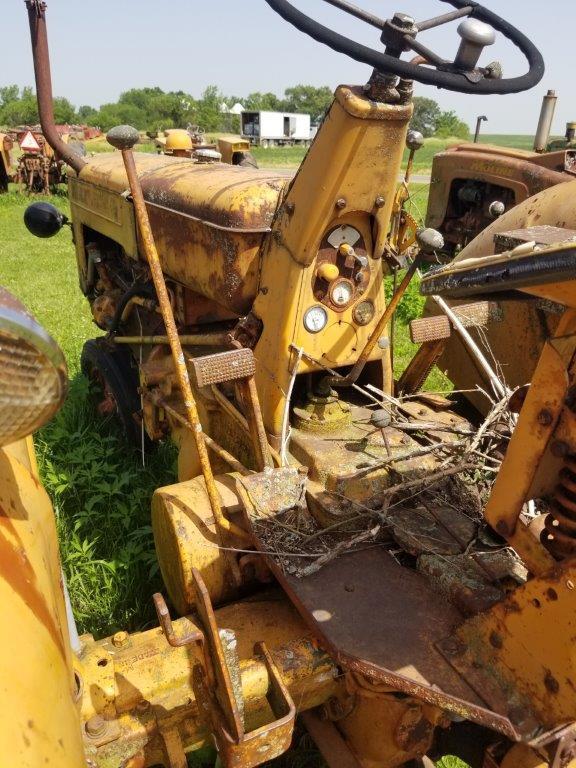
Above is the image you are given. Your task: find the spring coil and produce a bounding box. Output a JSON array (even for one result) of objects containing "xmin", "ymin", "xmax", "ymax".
[{"xmin": 542, "ymin": 455, "xmax": 576, "ymax": 558}]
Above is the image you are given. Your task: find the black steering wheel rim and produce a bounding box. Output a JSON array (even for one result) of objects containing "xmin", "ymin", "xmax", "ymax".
[{"xmin": 263, "ymin": 0, "xmax": 544, "ymax": 95}]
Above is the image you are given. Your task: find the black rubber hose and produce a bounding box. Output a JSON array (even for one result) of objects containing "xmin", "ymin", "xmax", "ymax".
[
  {"xmin": 263, "ymin": 0, "xmax": 544, "ymax": 95},
  {"xmin": 108, "ymin": 284, "xmax": 156, "ymax": 333}
]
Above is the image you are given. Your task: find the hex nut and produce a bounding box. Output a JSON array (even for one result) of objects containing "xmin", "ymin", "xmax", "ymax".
[{"xmin": 112, "ymin": 631, "xmax": 129, "ymax": 648}]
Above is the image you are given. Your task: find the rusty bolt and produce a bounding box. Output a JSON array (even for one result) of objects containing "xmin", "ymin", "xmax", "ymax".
[
  {"xmin": 112, "ymin": 631, "xmax": 129, "ymax": 648},
  {"xmin": 508, "ymin": 705, "xmax": 530, "ymax": 728},
  {"xmin": 441, "ymin": 638, "xmax": 464, "ymax": 657},
  {"xmin": 285, "ymin": 201, "xmax": 295, "ymax": 214},
  {"xmin": 85, "ymin": 715, "xmax": 107, "ymax": 738},
  {"xmin": 335, "ymin": 198, "xmax": 347, "ymax": 209},
  {"xmin": 537, "ymin": 409, "xmax": 553, "ymax": 427},
  {"xmin": 551, "ymin": 440, "xmax": 571, "ymax": 458},
  {"xmin": 106, "ymin": 124, "xmax": 140, "ymax": 152},
  {"xmin": 495, "ymin": 520, "xmax": 509, "ymax": 536},
  {"xmin": 375, "ymin": 196, "xmax": 385, "ymax": 208},
  {"xmin": 136, "ymin": 700, "xmax": 150, "ymax": 713},
  {"xmin": 489, "ymin": 631, "xmax": 503, "ymax": 649},
  {"xmin": 544, "ymin": 670, "xmax": 560, "ymax": 694}
]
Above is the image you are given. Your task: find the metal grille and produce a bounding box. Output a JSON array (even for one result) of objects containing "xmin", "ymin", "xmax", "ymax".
[{"xmin": 190, "ymin": 348, "xmax": 256, "ymax": 388}]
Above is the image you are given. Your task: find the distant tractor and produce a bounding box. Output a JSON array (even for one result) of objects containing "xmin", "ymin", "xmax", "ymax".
[
  {"xmin": 0, "ymin": 133, "xmax": 15, "ymax": 192},
  {"xmin": 426, "ymin": 90, "xmax": 576, "ymax": 260},
  {"xmin": 241, "ymin": 109, "xmax": 311, "ymax": 147}
]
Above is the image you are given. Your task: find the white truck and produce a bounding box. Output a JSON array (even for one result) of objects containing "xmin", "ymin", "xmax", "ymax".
[{"xmin": 241, "ymin": 110, "xmax": 311, "ymax": 147}]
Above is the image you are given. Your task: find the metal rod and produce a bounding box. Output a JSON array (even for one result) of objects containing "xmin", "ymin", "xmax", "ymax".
[
  {"xmin": 416, "ymin": 5, "xmax": 473, "ymax": 32},
  {"xmin": 149, "ymin": 393, "xmax": 251, "ymax": 478},
  {"xmin": 25, "ymin": 1, "xmax": 86, "ymax": 174},
  {"xmin": 111, "ymin": 128, "xmax": 244, "ymax": 543},
  {"xmin": 403, "ymin": 35, "xmax": 449, "ymax": 66},
  {"xmin": 322, "ymin": 0, "xmax": 385, "ymax": 29},
  {"xmin": 113, "ymin": 333, "xmax": 232, "ymax": 346},
  {"xmin": 239, "ymin": 378, "xmax": 274, "ymax": 471},
  {"xmin": 323, "ymin": 256, "xmax": 421, "ymax": 388}
]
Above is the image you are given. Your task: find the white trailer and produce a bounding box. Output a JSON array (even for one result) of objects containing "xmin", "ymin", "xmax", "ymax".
[{"xmin": 241, "ymin": 111, "xmax": 311, "ymax": 147}]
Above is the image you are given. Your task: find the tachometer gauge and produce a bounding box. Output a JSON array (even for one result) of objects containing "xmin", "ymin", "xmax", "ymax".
[
  {"xmin": 303, "ymin": 305, "xmax": 328, "ymax": 333},
  {"xmin": 353, "ymin": 300, "xmax": 375, "ymax": 326},
  {"xmin": 330, "ymin": 279, "xmax": 354, "ymax": 308}
]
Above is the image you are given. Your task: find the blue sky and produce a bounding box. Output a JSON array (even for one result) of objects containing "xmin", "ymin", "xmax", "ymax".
[{"xmin": 4, "ymin": 0, "xmax": 573, "ymax": 134}]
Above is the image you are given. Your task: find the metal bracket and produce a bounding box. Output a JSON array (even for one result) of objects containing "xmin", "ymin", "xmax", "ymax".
[{"xmin": 153, "ymin": 570, "xmax": 295, "ymax": 768}]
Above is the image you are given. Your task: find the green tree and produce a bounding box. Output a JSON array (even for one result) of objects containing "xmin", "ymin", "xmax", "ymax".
[
  {"xmin": 435, "ymin": 110, "xmax": 470, "ymax": 139},
  {"xmin": 53, "ymin": 97, "xmax": 76, "ymax": 124},
  {"xmin": 195, "ymin": 85, "xmax": 226, "ymax": 132},
  {"xmin": 244, "ymin": 92, "xmax": 285, "ymax": 111},
  {"xmin": 0, "ymin": 94, "xmax": 39, "ymax": 126},
  {"xmin": 410, "ymin": 97, "xmax": 441, "ymax": 137},
  {"xmin": 78, "ymin": 105, "xmax": 97, "ymax": 121},
  {"xmin": 283, "ymin": 85, "xmax": 333, "ymax": 121},
  {"xmin": 0, "ymin": 85, "xmax": 19, "ymax": 108}
]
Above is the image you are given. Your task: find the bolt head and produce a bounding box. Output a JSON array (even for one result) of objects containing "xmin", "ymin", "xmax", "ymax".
[
  {"xmin": 335, "ymin": 198, "xmax": 347, "ymax": 209},
  {"xmin": 112, "ymin": 630, "xmax": 129, "ymax": 648},
  {"xmin": 85, "ymin": 714, "xmax": 107, "ymax": 738},
  {"xmin": 392, "ymin": 12, "xmax": 416, "ymax": 30},
  {"xmin": 106, "ymin": 124, "xmax": 140, "ymax": 151}
]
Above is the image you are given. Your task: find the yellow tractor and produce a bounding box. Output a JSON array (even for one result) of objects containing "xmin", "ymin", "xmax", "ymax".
[{"xmin": 9, "ymin": 1, "xmax": 576, "ymax": 768}]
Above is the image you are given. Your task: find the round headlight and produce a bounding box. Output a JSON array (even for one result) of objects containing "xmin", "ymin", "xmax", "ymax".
[
  {"xmin": 0, "ymin": 288, "xmax": 68, "ymax": 446},
  {"xmin": 303, "ymin": 305, "xmax": 328, "ymax": 334}
]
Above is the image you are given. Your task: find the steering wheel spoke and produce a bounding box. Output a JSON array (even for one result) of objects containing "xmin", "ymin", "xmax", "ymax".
[{"xmin": 264, "ymin": 0, "xmax": 544, "ymax": 95}]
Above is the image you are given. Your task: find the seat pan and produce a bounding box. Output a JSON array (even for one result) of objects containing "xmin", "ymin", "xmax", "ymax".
[{"xmin": 75, "ymin": 152, "xmax": 292, "ymax": 232}]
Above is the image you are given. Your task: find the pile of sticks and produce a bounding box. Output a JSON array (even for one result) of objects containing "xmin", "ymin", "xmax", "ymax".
[{"xmin": 251, "ymin": 387, "xmax": 515, "ymax": 578}]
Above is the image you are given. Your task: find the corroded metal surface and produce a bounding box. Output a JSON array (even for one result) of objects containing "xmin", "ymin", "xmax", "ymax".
[
  {"xmin": 244, "ymin": 544, "xmax": 521, "ymax": 739},
  {"xmin": 190, "ymin": 349, "xmax": 256, "ymax": 389}
]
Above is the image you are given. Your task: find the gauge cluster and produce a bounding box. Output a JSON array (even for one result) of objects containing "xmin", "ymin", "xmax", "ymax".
[{"xmin": 303, "ymin": 223, "xmax": 375, "ymax": 334}]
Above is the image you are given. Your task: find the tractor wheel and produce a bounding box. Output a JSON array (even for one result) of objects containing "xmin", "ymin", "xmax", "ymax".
[
  {"xmin": 81, "ymin": 338, "xmax": 144, "ymax": 447},
  {"xmin": 235, "ymin": 151, "xmax": 258, "ymax": 169}
]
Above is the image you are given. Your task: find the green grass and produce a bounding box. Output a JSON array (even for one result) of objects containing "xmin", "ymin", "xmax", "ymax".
[{"xmin": 0, "ymin": 190, "xmax": 176, "ymax": 636}]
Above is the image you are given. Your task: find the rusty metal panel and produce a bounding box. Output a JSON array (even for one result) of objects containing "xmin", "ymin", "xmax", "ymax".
[
  {"xmin": 190, "ymin": 349, "xmax": 256, "ymax": 388},
  {"xmin": 242, "ymin": 538, "xmax": 520, "ymax": 739}
]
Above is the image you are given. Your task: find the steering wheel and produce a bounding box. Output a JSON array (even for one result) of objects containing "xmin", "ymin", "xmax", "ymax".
[{"xmin": 263, "ymin": 0, "xmax": 544, "ymax": 95}]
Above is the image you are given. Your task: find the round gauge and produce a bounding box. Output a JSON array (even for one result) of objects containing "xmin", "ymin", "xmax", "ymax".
[
  {"xmin": 303, "ymin": 305, "xmax": 328, "ymax": 333},
  {"xmin": 330, "ymin": 279, "xmax": 354, "ymax": 308},
  {"xmin": 353, "ymin": 300, "xmax": 375, "ymax": 326}
]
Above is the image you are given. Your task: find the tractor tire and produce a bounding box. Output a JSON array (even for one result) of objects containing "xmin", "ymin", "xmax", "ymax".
[
  {"xmin": 235, "ymin": 151, "xmax": 258, "ymax": 169},
  {"xmin": 81, "ymin": 338, "xmax": 144, "ymax": 447}
]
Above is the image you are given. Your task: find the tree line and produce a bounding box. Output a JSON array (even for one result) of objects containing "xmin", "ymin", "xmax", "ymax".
[{"xmin": 0, "ymin": 84, "xmax": 469, "ymax": 139}]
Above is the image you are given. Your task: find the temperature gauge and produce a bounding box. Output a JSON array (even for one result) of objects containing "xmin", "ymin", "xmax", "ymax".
[{"xmin": 303, "ymin": 305, "xmax": 328, "ymax": 333}]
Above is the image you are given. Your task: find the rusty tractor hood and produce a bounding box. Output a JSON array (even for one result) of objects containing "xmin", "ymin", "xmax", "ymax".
[
  {"xmin": 69, "ymin": 153, "xmax": 295, "ymax": 315},
  {"xmin": 73, "ymin": 152, "xmax": 291, "ymax": 232}
]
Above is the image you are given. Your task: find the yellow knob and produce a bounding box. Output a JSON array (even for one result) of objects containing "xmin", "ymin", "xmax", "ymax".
[{"xmin": 317, "ymin": 263, "xmax": 340, "ymax": 282}]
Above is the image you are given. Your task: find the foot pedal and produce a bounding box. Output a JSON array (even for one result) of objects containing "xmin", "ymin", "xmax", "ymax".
[
  {"xmin": 189, "ymin": 348, "xmax": 256, "ymax": 388},
  {"xmin": 410, "ymin": 300, "xmax": 502, "ymax": 343}
]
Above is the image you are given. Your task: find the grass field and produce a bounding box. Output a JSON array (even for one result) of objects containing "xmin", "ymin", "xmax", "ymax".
[{"xmin": 82, "ymin": 133, "xmax": 540, "ymax": 170}]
